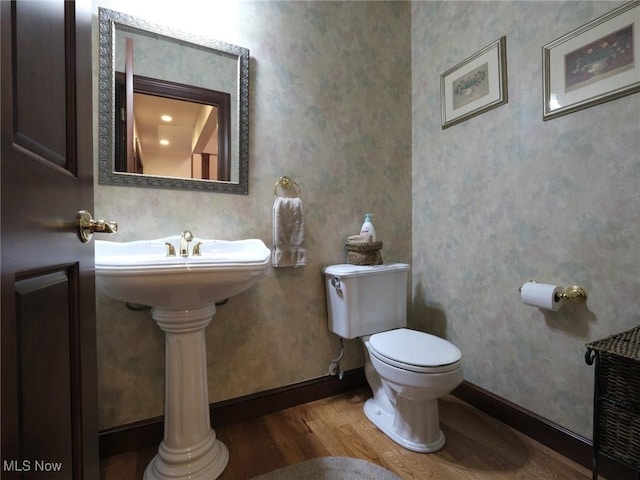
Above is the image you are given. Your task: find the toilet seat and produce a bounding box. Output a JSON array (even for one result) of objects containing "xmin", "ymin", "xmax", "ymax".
[{"xmin": 369, "ymin": 328, "xmax": 462, "ymax": 374}]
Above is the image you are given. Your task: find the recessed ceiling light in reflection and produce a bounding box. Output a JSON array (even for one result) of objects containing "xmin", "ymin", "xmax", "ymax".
[
  {"xmin": 161, "ymin": 114, "xmax": 173, "ymax": 122},
  {"xmin": 160, "ymin": 139, "xmax": 170, "ymax": 146}
]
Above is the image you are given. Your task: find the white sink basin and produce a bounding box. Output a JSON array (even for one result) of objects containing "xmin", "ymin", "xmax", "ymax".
[{"xmin": 95, "ymin": 236, "xmax": 271, "ymax": 309}]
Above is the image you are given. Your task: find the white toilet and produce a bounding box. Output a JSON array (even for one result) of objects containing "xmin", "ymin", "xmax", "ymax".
[{"xmin": 322, "ymin": 263, "xmax": 463, "ymax": 453}]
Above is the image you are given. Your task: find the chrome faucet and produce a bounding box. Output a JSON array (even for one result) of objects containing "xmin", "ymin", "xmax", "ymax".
[{"xmin": 180, "ymin": 230, "xmax": 193, "ymax": 257}]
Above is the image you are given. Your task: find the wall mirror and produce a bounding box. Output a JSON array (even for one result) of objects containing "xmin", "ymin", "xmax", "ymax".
[{"xmin": 98, "ymin": 8, "xmax": 249, "ymax": 193}]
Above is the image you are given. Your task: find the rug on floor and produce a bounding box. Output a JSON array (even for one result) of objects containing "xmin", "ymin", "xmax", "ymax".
[{"xmin": 250, "ymin": 456, "xmax": 402, "ymax": 480}]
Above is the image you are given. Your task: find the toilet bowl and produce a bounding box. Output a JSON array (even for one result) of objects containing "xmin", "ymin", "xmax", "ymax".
[
  {"xmin": 322, "ymin": 263, "xmax": 463, "ymax": 453},
  {"xmin": 362, "ymin": 329, "xmax": 463, "ymax": 452}
]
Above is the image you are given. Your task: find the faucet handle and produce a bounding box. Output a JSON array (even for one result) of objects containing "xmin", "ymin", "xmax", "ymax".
[
  {"xmin": 165, "ymin": 242, "xmax": 176, "ymax": 257},
  {"xmin": 192, "ymin": 242, "xmax": 203, "ymax": 256}
]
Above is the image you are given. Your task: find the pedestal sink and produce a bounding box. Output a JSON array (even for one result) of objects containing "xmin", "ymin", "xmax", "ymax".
[{"xmin": 95, "ymin": 235, "xmax": 271, "ymax": 480}]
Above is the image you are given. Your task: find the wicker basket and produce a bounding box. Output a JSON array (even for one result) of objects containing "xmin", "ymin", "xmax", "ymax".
[
  {"xmin": 586, "ymin": 326, "xmax": 640, "ymax": 469},
  {"xmin": 345, "ymin": 240, "xmax": 383, "ymax": 266}
]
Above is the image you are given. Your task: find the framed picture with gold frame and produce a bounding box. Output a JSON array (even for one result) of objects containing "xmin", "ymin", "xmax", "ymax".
[
  {"xmin": 543, "ymin": 1, "xmax": 640, "ymax": 120},
  {"xmin": 440, "ymin": 36, "xmax": 508, "ymax": 129}
]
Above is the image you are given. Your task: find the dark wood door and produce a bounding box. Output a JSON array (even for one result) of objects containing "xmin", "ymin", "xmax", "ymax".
[{"xmin": 1, "ymin": 1, "xmax": 99, "ymax": 478}]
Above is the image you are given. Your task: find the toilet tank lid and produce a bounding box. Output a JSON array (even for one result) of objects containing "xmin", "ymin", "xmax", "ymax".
[
  {"xmin": 370, "ymin": 329, "xmax": 462, "ymax": 367},
  {"xmin": 322, "ymin": 263, "xmax": 409, "ymax": 277}
]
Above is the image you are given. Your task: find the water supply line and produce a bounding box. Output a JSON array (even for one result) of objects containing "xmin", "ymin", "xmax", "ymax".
[{"xmin": 328, "ymin": 337, "xmax": 345, "ymax": 380}]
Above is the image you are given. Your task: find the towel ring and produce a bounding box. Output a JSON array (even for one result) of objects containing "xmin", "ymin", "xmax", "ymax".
[{"xmin": 274, "ymin": 176, "xmax": 301, "ymax": 197}]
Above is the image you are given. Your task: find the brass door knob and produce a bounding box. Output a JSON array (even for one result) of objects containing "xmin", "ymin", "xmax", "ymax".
[{"xmin": 77, "ymin": 210, "xmax": 118, "ymax": 243}]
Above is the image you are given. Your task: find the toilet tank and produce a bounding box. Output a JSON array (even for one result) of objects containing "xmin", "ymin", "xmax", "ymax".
[{"xmin": 322, "ymin": 263, "xmax": 409, "ymax": 339}]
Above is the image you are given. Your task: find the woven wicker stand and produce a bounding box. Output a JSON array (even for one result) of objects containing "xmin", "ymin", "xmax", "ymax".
[
  {"xmin": 345, "ymin": 241, "xmax": 383, "ymax": 266},
  {"xmin": 585, "ymin": 326, "xmax": 640, "ymax": 480}
]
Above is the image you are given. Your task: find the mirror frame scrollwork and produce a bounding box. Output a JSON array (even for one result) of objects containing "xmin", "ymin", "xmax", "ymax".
[{"xmin": 98, "ymin": 8, "xmax": 250, "ymax": 194}]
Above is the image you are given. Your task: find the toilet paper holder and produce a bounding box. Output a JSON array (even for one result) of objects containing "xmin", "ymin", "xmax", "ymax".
[
  {"xmin": 519, "ymin": 281, "xmax": 588, "ymax": 304},
  {"xmin": 557, "ymin": 284, "xmax": 588, "ymax": 304}
]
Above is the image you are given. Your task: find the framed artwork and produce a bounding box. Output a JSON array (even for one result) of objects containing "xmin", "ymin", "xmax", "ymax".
[
  {"xmin": 543, "ymin": 1, "xmax": 640, "ymax": 120},
  {"xmin": 440, "ymin": 36, "xmax": 508, "ymax": 129}
]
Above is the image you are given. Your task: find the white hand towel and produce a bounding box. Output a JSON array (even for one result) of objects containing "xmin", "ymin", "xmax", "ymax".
[{"xmin": 272, "ymin": 197, "xmax": 307, "ymax": 267}]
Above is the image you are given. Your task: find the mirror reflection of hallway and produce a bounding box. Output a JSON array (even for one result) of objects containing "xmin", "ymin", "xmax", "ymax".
[{"xmin": 114, "ymin": 73, "xmax": 230, "ymax": 181}]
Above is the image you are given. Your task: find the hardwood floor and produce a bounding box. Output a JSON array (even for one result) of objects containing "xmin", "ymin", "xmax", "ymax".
[{"xmin": 100, "ymin": 387, "xmax": 600, "ymax": 479}]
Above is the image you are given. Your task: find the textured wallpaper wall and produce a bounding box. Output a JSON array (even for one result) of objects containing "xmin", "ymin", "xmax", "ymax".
[
  {"xmin": 93, "ymin": 0, "xmax": 412, "ymax": 430},
  {"xmin": 411, "ymin": 0, "xmax": 639, "ymax": 438}
]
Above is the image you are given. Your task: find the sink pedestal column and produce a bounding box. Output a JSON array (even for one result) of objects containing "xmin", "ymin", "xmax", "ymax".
[{"xmin": 144, "ymin": 305, "xmax": 228, "ymax": 480}]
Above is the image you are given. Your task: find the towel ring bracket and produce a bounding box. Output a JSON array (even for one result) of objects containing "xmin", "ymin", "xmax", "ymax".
[{"xmin": 274, "ymin": 176, "xmax": 301, "ymax": 198}]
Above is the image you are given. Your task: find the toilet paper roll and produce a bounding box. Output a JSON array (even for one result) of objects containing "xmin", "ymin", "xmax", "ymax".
[{"xmin": 520, "ymin": 282, "xmax": 564, "ymax": 311}]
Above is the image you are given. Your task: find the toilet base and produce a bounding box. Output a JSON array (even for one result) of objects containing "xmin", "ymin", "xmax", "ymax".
[{"xmin": 363, "ymin": 397, "xmax": 445, "ymax": 453}]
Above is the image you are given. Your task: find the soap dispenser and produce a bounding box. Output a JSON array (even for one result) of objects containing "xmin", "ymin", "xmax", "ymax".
[{"xmin": 360, "ymin": 213, "xmax": 376, "ymax": 241}]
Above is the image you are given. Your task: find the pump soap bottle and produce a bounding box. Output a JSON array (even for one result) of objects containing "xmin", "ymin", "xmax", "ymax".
[{"xmin": 360, "ymin": 214, "xmax": 376, "ymax": 242}]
